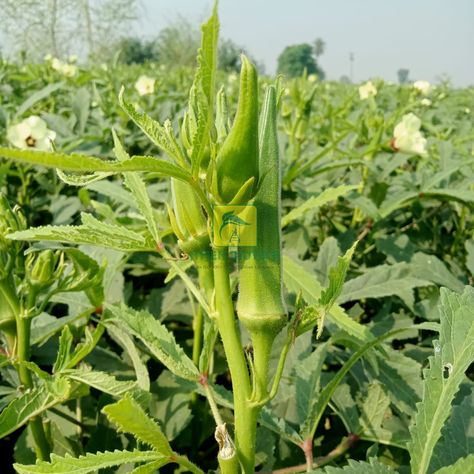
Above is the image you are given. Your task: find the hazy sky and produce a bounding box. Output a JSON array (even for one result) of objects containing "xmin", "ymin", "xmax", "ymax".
[{"xmin": 138, "ymin": 0, "xmax": 473, "ymax": 86}]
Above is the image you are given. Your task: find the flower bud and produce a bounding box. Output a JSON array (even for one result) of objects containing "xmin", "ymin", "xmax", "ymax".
[
  {"xmin": 214, "ymin": 55, "xmax": 259, "ymax": 204},
  {"xmin": 26, "ymin": 250, "xmax": 58, "ymax": 288}
]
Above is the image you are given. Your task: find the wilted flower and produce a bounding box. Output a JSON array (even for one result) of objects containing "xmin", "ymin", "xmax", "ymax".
[
  {"xmin": 7, "ymin": 116, "xmax": 56, "ymax": 151},
  {"xmin": 134, "ymin": 75, "xmax": 155, "ymax": 96},
  {"xmin": 392, "ymin": 113, "xmax": 427, "ymax": 156},
  {"xmin": 421, "ymin": 98, "xmax": 432, "ymax": 107},
  {"xmin": 413, "ymin": 80, "xmax": 431, "ymax": 95},
  {"xmin": 359, "ymin": 81, "xmax": 377, "ymax": 100}
]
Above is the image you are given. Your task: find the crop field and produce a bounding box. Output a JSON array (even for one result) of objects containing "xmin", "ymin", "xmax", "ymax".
[{"xmin": 0, "ymin": 4, "xmax": 473, "ymax": 474}]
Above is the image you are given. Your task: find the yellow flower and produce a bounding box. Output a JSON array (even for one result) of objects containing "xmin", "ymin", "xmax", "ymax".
[{"xmin": 7, "ymin": 116, "xmax": 56, "ymax": 151}]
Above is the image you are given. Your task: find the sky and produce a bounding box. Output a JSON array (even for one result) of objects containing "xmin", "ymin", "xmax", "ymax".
[{"xmin": 137, "ymin": 0, "xmax": 474, "ymax": 86}]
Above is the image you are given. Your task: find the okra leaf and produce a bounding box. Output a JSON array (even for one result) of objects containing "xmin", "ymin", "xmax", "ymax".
[
  {"xmin": 259, "ymin": 407, "xmax": 303, "ymax": 445},
  {"xmin": 105, "ymin": 304, "xmax": 200, "ymax": 382},
  {"xmin": 429, "ymin": 390, "xmax": 474, "ymax": 472},
  {"xmin": 112, "ymin": 129, "xmax": 161, "ymax": 244},
  {"xmin": 339, "ymin": 262, "xmax": 432, "ymax": 310},
  {"xmin": 107, "ymin": 325, "xmax": 150, "ymax": 391},
  {"xmin": 130, "ymin": 459, "xmax": 170, "ymax": 474},
  {"xmin": 432, "ymin": 455, "xmax": 474, "ymax": 474},
  {"xmin": 281, "ymin": 185, "xmax": 358, "ymax": 228},
  {"xmin": 408, "ymin": 286, "xmax": 474, "ymax": 474},
  {"xmin": 296, "ymin": 343, "xmax": 328, "ymax": 438},
  {"xmin": 318, "ymin": 458, "xmax": 396, "ymax": 473},
  {"xmin": 0, "ymin": 147, "xmax": 191, "ymax": 182},
  {"xmin": 56, "ymin": 169, "xmax": 114, "ymax": 186},
  {"xmin": 62, "ymin": 368, "xmax": 138, "ymax": 398},
  {"xmin": 53, "ymin": 326, "xmax": 74, "ymax": 373},
  {"xmin": 0, "ymin": 378, "xmax": 71, "ymax": 439},
  {"xmin": 118, "ymin": 89, "xmax": 187, "ymax": 167},
  {"xmin": 8, "ymin": 212, "xmax": 156, "ymax": 252},
  {"xmin": 283, "ymin": 255, "xmax": 372, "ymax": 342},
  {"xmin": 13, "ymin": 450, "xmax": 164, "ymax": 474},
  {"xmin": 102, "ymin": 396, "xmax": 173, "ymax": 455}
]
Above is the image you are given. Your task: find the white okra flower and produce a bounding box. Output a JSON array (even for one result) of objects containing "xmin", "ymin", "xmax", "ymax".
[
  {"xmin": 134, "ymin": 75, "xmax": 155, "ymax": 96},
  {"xmin": 359, "ymin": 80, "xmax": 377, "ymax": 100},
  {"xmin": 413, "ymin": 80, "xmax": 431, "ymax": 95},
  {"xmin": 392, "ymin": 112, "xmax": 427, "ymax": 156},
  {"xmin": 7, "ymin": 116, "xmax": 56, "ymax": 151}
]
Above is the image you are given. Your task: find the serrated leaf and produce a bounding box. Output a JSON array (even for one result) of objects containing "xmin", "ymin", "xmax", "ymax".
[
  {"xmin": 0, "ymin": 378, "xmax": 70, "ymax": 438},
  {"xmin": 317, "ymin": 241, "xmax": 357, "ymax": 337},
  {"xmin": 105, "ymin": 304, "xmax": 199, "ymax": 381},
  {"xmin": 259, "ymin": 406, "xmax": 303, "ymax": 445},
  {"xmin": 130, "ymin": 459, "xmax": 170, "ymax": 474},
  {"xmin": 283, "ymin": 255, "xmax": 372, "ymax": 342},
  {"xmin": 339, "ymin": 262, "xmax": 432, "ymax": 309},
  {"xmin": 296, "ymin": 343, "xmax": 328, "ymax": 437},
  {"xmin": 8, "ymin": 212, "xmax": 155, "ymax": 252},
  {"xmin": 118, "ymin": 90, "xmax": 187, "ymax": 166},
  {"xmin": 112, "ymin": 130, "xmax": 161, "ymax": 244},
  {"xmin": 107, "ymin": 325, "xmax": 150, "ymax": 391},
  {"xmin": 429, "ymin": 390, "xmax": 474, "ymax": 472},
  {"xmin": 357, "ymin": 382, "xmax": 391, "ymax": 438},
  {"xmin": 433, "ymin": 455, "xmax": 474, "ymax": 474},
  {"xmin": 13, "ymin": 450, "xmax": 162, "ymax": 474},
  {"xmin": 102, "ymin": 396, "xmax": 172, "ymax": 455},
  {"xmin": 318, "ymin": 458, "xmax": 396, "ymax": 473},
  {"xmin": 0, "ymin": 147, "xmax": 191, "ymax": 182},
  {"xmin": 281, "ymin": 185, "xmax": 358, "ymax": 228},
  {"xmin": 56, "ymin": 169, "xmax": 113, "ymax": 186},
  {"xmin": 62, "ymin": 368, "xmax": 137, "ymax": 398},
  {"xmin": 53, "ymin": 326, "xmax": 73, "ymax": 373},
  {"xmin": 408, "ymin": 286, "xmax": 474, "ymax": 474}
]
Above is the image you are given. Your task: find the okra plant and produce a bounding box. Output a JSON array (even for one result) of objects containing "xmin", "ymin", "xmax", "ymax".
[{"xmin": 0, "ymin": 2, "xmax": 473, "ymax": 474}]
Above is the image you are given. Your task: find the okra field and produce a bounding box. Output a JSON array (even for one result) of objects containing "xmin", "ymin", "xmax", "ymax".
[{"xmin": 0, "ymin": 3, "xmax": 473, "ymax": 474}]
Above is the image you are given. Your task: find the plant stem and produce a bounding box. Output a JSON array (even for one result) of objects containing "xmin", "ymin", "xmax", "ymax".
[
  {"xmin": 213, "ymin": 248, "xmax": 257, "ymax": 473},
  {"xmin": 15, "ymin": 308, "xmax": 51, "ymax": 461},
  {"xmin": 174, "ymin": 454, "xmax": 206, "ymax": 474}
]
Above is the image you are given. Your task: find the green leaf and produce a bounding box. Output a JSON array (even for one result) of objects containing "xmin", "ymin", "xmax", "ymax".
[
  {"xmin": 107, "ymin": 325, "xmax": 150, "ymax": 391},
  {"xmin": 318, "ymin": 458, "xmax": 396, "ymax": 473},
  {"xmin": 433, "ymin": 455, "xmax": 474, "ymax": 474},
  {"xmin": 102, "ymin": 396, "xmax": 172, "ymax": 455},
  {"xmin": 0, "ymin": 147, "xmax": 191, "ymax": 182},
  {"xmin": 317, "ymin": 242, "xmax": 357, "ymax": 337},
  {"xmin": 283, "ymin": 255, "xmax": 372, "ymax": 342},
  {"xmin": 13, "ymin": 450, "xmax": 163, "ymax": 474},
  {"xmin": 281, "ymin": 185, "xmax": 358, "ymax": 228},
  {"xmin": 62, "ymin": 368, "xmax": 137, "ymax": 397},
  {"xmin": 118, "ymin": 89, "xmax": 187, "ymax": 166},
  {"xmin": 105, "ymin": 304, "xmax": 199, "ymax": 381},
  {"xmin": 429, "ymin": 390, "xmax": 474, "ymax": 472},
  {"xmin": 112, "ymin": 130, "xmax": 161, "ymax": 244},
  {"xmin": 259, "ymin": 407, "xmax": 303, "ymax": 445},
  {"xmin": 0, "ymin": 378, "xmax": 71, "ymax": 438},
  {"xmin": 130, "ymin": 459, "xmax": 170, "ymax": 474},
  {"xmin": 8, "ymin": 212, "xmax": 155, "ymax": 252},
  {"xmin": 356, "ymin": 382, "xmax": 391, "ymax": 439},
  {"xmin": 466, "ymin": 240, "xmax": 474, "ymax": 277},
  {"xmin": 297, "ymin": 343, "xmax": 328, "ymax": 437},
  {"xmin": 408, "ymin": 286, "xmax": 474, "ymax": 474},
  {"xmin": 339, "ymin": 262, "xmax": 432, "ymax": 309},
  {"xmin": 53, "ymin": 326, "xmax": 74, "ymax": 373},
  {"xmin": 15, "ymin": 82, "xmax": 63, "ymax": 117}
]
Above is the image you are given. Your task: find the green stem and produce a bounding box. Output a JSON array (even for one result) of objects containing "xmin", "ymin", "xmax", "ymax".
[
  {"xmin": 213, "ymin": 248, "xmax": 257, "ymax": 473},
  {"xmin": 192, "ymin": 306, "xmax": 204, "ymax": 368},
  {"xmin": 173, "ymin": 454, "xmax": 206, "ymax": 474},
  {"xmin": 15, "ymin": 307, "xmax": 51, "ymax": 461}
]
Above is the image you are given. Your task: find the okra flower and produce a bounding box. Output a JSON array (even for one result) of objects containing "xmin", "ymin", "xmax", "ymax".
[
  {"xmin": 421, "ymin": 98, "xmax": 432, "ymax": 107},
  {"xmin": 413, "ymin": 80, "xmax": 431, "ymax": 95},
  {"xmin": 7, "ymin": 116, "xmax": 56, "ymax": 151},
  {"xmin": 359, "ymin": 81, "xmax": 377, "ymax": 100},
  {"xmin": 51, "ymin": 58, "xmax": 77, "ymax": 77},
  {"xmin": 392, "ymin": 113, "xmax": 427, "ymax": 156},
  {"xmin": 134, "ymin": 75, "xmax": 155, "ymax": 96}
]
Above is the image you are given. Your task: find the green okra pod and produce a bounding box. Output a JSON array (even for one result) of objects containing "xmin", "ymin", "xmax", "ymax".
[
  {"xmin": 214, "ymin": 55, "xmax": 259, "ymax": 204},
  {"xmin": 236, "ymin": 85, "xmax": 287, "ymax": 401}
]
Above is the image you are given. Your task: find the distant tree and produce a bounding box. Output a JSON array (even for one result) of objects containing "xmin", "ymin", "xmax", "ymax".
[
  {"xmin": 155, "ymin": 16, "xmax": 200, "ymax": 68},
  {"xmin": 277, "ymin": 43, "xmax": 325, "ymax": 78},
  {"xmin": 218, "ymin": 38, "xmax": 263, "ymax": 73},
  {"xmin": 339, "ymin": 75, "xmax": 351, "ymax": 84},
  {"xmin": 397, "ymin": 68, "xmax": 410, "ymax": 84},
  {"xmin": 117, "ymin": 37, "xmax": 157, "ymax": 64},
  {"xmin": 313, "ymin": 37, "xmax": 326, "ymax": 58}
]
